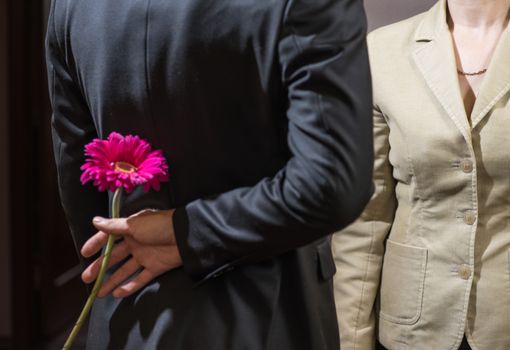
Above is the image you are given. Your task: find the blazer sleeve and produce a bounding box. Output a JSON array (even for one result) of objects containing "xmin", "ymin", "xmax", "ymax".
[
  {"xmin": 332, "ymin": 105, "xmax": 396, "ymax": 350},
  {"xmin": 45, "ymin": 0, "xmax": 108, "ymax": 261},
  {"xmin": 173, "ymin": 0, "xmax": 374, "ymax": 282}
]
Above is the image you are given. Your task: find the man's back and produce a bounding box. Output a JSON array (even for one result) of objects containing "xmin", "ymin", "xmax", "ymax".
[{"xmin": 46, "ymin": 0, "xmax": 373, "ymax": 348}]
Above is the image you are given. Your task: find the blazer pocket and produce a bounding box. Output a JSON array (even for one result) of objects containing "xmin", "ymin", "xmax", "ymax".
[
  {"xmin": 379, "ymin": 240, "xmax": 428, "ymax": 325},
  {"xmin": 316, "ymin": 238, "xmax": 337, "ymax": 281}
]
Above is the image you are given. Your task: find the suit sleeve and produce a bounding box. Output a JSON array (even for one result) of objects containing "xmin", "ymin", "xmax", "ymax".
[
  {"xmin": 332, "ymin": 104, "xmax": 396, "ymax": 350},
  {"xmin": 45, "ymin": 0, "xmax": 108, "ymax": 261},
  {"xmin": 173, "ymin": 0, "xmax": 374, "ymax": 282}
]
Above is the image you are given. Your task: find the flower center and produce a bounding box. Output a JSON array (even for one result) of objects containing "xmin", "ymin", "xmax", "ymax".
[{"xmin": 114, "ymin": 161, "xmax": 137, "ymax": 174}]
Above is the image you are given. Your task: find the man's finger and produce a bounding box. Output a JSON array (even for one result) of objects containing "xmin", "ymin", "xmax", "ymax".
[
  {"xmin": 81, "ymin": 241, "xmax": 130, "ymax": 283},
  {"xmin": 98, "ymin": 258, "xmax": 141, "ymax": 298},
  {"xmin": 113, "ymin": 269, "xmax": 157, "ymax": 298},
  {"xmin": 81, "ymin": 231, "xmax": 109, "ymax": 258},
  {"xmin": 93, "ymin": 216, "xmax": 131, "ymax": 236}
]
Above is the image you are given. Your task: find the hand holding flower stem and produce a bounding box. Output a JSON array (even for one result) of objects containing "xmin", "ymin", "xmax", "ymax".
[
  {"xmin": 62, "ymin": 132, "xmax": 170, "ymax": 349},
  {"xmin": 62, "ymin": 188, "xmax": 122, "ymax": 350}
]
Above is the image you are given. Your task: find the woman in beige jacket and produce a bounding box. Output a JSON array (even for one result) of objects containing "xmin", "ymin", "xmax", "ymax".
[{"xmin": 333, "ymin": 0, "xmax": 510, "ymax": 349}]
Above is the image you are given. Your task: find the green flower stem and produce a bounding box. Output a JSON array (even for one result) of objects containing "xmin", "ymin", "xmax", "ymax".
[{"xmin": 62, "ymin": 187, "xmax": 123, "ymax": 350}]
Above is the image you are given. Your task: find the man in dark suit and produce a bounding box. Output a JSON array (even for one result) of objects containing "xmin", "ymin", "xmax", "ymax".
[{"xmin": 46, "ymin": 0, "xmax": 373, "ymax": 349}]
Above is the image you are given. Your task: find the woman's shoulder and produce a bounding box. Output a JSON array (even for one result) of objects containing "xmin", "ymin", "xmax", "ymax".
[
  {"xmin": 367, "ymin": 11, "xmax": 427, "ymax": 55},
  {"xmin": 366, "ymin": 9, "xmax": 434, "ymax": 108}
]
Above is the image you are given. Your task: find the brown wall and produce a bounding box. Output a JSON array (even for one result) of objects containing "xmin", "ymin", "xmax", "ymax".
[
  {"xmin": 365, "ymin": 0, "xmax": 438, "ymax": 31},
  {"xmin": 0, "ymin": 0, "xmax": 12, "ymax": 339}
]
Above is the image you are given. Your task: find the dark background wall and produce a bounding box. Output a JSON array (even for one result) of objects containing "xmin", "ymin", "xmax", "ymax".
[
  {"xmin": 366, "ymin": 0, "xmax": 436, "ymax": 31},
  {"xmin": 0, "ymin": 0, "xmax": 12, "ymax": 341}
]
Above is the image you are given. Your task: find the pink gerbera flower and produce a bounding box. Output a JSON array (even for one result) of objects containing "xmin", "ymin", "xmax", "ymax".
[{"xmin": 80, "ymin": 132, "xmax": 169, "ymax": 193}]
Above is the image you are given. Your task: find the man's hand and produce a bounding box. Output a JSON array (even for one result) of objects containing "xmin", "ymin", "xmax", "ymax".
[{"xmin": 80, "ymin": 209, "xmax": 183, "ymax": 298}]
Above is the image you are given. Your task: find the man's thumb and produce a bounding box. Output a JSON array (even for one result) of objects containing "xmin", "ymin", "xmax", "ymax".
[{"xmin": 93, "ymin": 216, "xmax": 130, "ymax": 235}]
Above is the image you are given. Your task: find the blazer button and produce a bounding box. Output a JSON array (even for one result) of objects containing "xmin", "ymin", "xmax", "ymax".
[
  {"xmin": 464, "ymin": 211, "xmax": 476, "ymax": 225},
  {"xmin": 460, "ymin": 159, "xmax": 473, "ymax": 173},
  {"xmin": 458, "ymin": 264, "xmax": 471, "ymax": 280}
]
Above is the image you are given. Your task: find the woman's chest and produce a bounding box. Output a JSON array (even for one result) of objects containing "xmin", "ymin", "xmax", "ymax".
[{"xmin": 380, "ymin": 86, "xmax": 510, "ymax": 194}]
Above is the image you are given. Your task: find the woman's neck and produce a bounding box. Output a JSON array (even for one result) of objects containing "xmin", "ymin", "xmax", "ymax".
[
  {"xmin": 447, "ymin": 0, "xmax": 510, "ymax": 118},
  {"xmin": 447, "ymin": 0, "xmax": 510, "ymax": 32}
]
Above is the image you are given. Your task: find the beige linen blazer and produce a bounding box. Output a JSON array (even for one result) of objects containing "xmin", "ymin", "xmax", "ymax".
[{"xmin": 333, "ymin": 1, "xmax": 510, "ymax": 350}]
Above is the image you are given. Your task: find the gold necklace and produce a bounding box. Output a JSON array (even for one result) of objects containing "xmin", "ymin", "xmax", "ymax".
[{"xmin": 457, "ymin": 68, "xmax": 488, "ymax": 76}]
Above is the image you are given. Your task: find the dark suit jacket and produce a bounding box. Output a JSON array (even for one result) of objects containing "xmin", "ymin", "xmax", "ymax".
[{"xmin": 46, "ymin": 0, "xmax": 373, "ymax": 349}]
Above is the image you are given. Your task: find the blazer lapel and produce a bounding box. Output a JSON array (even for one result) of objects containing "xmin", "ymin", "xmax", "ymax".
[
  {"xmin": 411, "ymin": 0, "xmax": 472, "ymax": 144},
  {"xmin": 471, "ymin": 27, "xmax": 510, "ymax": 129}
]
